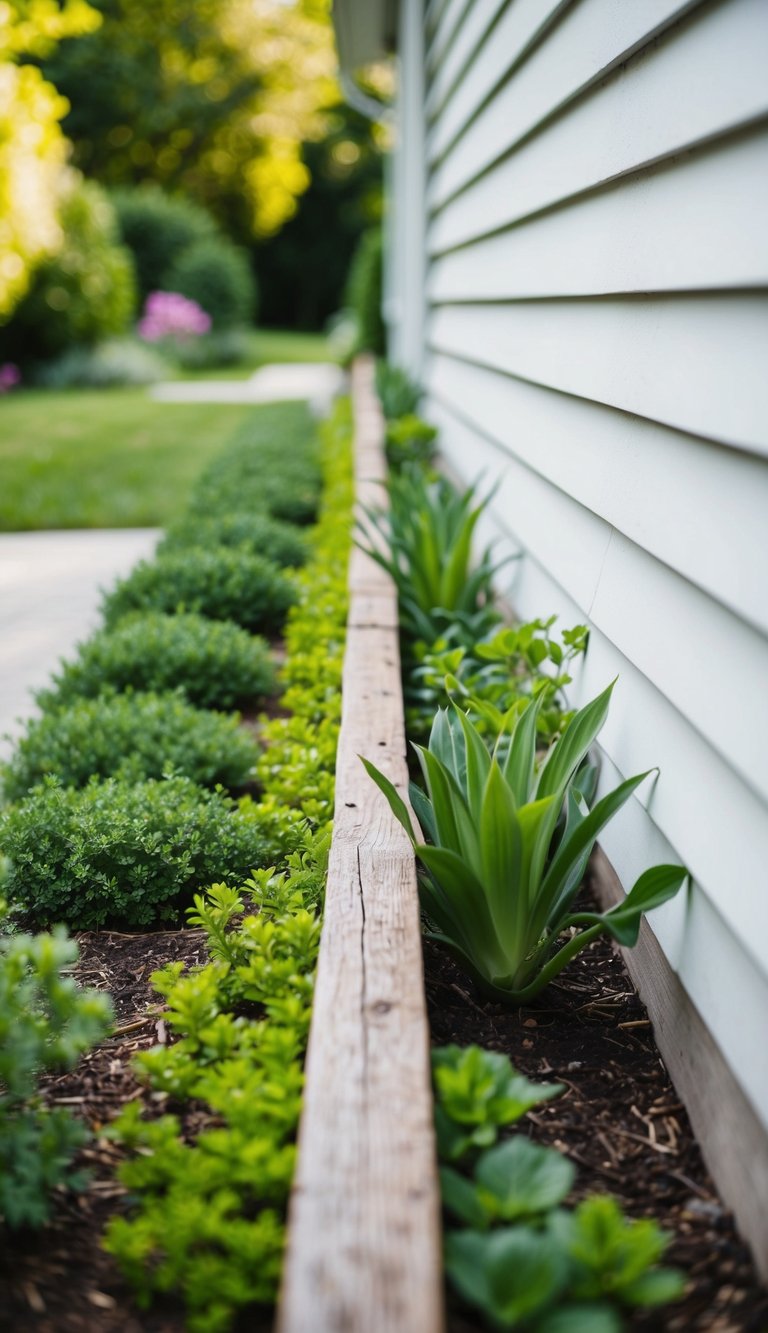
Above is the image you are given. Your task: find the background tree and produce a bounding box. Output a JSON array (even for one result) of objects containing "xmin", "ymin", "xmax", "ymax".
[
  {"xmin": 254, "ymin": 101, "xmax": 384, "ymax": 330},
  {"xmin": 0, "ymin": 0, "xmax": 101, "ymax": 319},
  {"xmin": 41, "ymin": 0, "xmax": 337, "ymax": 241}
]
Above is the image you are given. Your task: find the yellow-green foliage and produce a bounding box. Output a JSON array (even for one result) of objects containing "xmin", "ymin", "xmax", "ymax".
[{"xmin": 0, "ymin": 0, "xmax": 101, "ymax": 319}]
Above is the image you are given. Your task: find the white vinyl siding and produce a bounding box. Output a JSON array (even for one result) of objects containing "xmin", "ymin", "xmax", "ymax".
[{"xmin": 417, "ymin": 0, "xmax": 768, "ymax": 1134}]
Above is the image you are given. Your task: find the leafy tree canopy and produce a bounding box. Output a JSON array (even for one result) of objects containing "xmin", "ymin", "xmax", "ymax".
[
  {"xmin": 0, "ymin": 0, "xmax": 101, "ymax": 319},
  {"xmin": 41, "ymin": 0, "xmax": 338, "ymax": 239}
]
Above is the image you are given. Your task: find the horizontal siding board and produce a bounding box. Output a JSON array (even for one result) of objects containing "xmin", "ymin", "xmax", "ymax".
[
  {"xmin": 427, "ymin": 396, "xmax": 768, "ymax": 801},
  {"xmin": 425, "ymin": 355, "xmax": 768, "ymax": 634},
  {"xmin": 425, "ymin": 0, "xmax": 471, "ymax": 73},
  {"xmin": 428, "ymin": 401, "xmax": 768, "ymax": 969},
  {"xmin": 425, "ymin": 0, "xmax": 508, "ymax": 124},
  {"xmin": 426, "ymin": 0, "xmax": 571, "ymax": 158},
  {"xmin": 428, "ymin": 0, "xmax": 768, "ymax": 250},
  {"xmin": 428, "ymin": 0, "xmax": 714, "ymax": 210},
  {"xmin": 474, "ymin": 536, "xmax": 768, "ymax": 1130},
  {"xmin": 428, "ymin": 127, "xmax": 768, "ymax": 293},
  {"xmin": 428, "ymin": 298, "xmax": 768, "ymax": 454}
]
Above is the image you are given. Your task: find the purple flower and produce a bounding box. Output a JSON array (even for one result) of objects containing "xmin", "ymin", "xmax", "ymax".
[
  {"xmin": 137, "ymin": 291, "xmax": 211, "ymax": 342},
  {"xmin": 0, "ymin": 363, "xmax": 21, "ymax": 394}
]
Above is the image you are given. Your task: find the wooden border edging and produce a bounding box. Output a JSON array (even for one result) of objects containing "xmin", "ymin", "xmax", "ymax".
[
  {"xmin": 277, "ymin": 358, "xmax": 444, "ymax": 1333},
  {"xmin": 590, "ymin": 848, "xmax": 768, "ymax": 1281}
]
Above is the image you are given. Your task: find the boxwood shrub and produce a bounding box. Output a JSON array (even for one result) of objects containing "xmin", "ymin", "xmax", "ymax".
[
  {"xmin": 187, "ymin": 403, "xmax": 322, "ymax": 527},
  {"xmin": 2, "ymin": 692, "xmax": 259, "ymax": 802},
  {"xmin": 0, "ymin": 776, "xmax": 289, "ymax": 931},
  {"xmin": 101, "ymin": 550, "xmax": 296, "ymax": 635},
  {"xmin": 158, "ymin": 511, "xmax": 308, "ymax": 568},
  {"xmin": 38, "ymin": 612, "xmax": 275, "ymax": 712}
]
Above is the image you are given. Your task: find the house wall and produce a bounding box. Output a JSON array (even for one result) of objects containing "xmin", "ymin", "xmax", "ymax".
[{"xmin": 393, "ymin": 0, "xmax": 768, "ymax": 1263}]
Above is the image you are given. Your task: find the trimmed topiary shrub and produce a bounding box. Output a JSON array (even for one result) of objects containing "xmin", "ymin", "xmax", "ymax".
[
  {"xmin": 2, "ymin": 692, "xmax": 260, "ymax": 802},
  {"xmin": 345, "ymin": 226, "xmax": 385, "ymax": 356},
  {"xmin": 0, "ymin": 776, "xmax": 282, "ymax": 930},
  {"xmin": 188, "ymin": 403, "xmax": 322, "ymax": 527},
  {"xmin": 111, "ymin": 186, "xmax": 216, "ymax": 304},
  {"xmin": 0, "ymin": 178, "xmax": 136, "ymax": 363},
  {"xmin": 101, "ymin": 550, "xmax": 296, "ymax": 635},
  {"xmin": 165, "ymin": 238, "xmax": 256, "ymax": 329},
  {"xmin": 38, "ymin": 612, "xmax": 275, "ymax": 712},
  {"xmin": 158, "ymin": 512, "xmax": 308, "ymax": 568}
]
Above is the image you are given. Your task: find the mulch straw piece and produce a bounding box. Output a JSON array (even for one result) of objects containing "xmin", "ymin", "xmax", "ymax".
[{"xmin": 426, "ymin": 894, "xmax": 768, "ymax": 1333}]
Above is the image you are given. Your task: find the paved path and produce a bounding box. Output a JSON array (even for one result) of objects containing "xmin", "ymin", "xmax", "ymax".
[
  {"xmin": 0, "ymin": 530, "xmax": 159, "ymax": 761},
  {"xmin": 151, "ymin": 361, "xmax": 345, "ymax": 414}
]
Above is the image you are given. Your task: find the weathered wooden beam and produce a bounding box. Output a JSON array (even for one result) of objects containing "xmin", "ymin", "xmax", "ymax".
[{"xmin": 277, "ymin": 358, "xmax": 444, "ymax": 1333}]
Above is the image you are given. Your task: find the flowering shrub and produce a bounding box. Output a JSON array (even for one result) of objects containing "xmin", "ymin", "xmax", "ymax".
[
  {"xmin": 137, "ymin": 290, "xmax": 211, "ymax": 342},
  {"xmin": 0, "ymin": 364, "xmax": 20, "ymax": 393}
]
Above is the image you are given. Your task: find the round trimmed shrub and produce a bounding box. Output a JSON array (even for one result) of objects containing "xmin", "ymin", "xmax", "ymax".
[
  {"xmin": 0, "ymin": 179, "xmax": 136, "ymax": 362},
  {"xmin": 165, "ymin": 238, "xmax": 256, "ymax": 329},
  {"xmin": 0, "ymin": 776, "xmax": 277, "ymax": 930},
  {"xmin": 2, "ymin": 692, "xmax": 260, "ymax": 802},
  {"xmin": 101, "ymin": 550, "xmax": 296, "ymax": 635},
  {"xmin": 111, "ymin": 186, "xmax": 216, "ymax": 304},
  {"xmin": 39, "ymin": 612, "xmax": 275, "ymax": 712},
  {"xmin": 158, "ymin": 512, "xmax": 308, "ymax": 568}
]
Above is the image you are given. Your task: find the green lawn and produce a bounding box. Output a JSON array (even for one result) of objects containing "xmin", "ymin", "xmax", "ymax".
[
  {"xmin": 180, "ymin": 328, "xmax": 336, "ymax": 381},
  {"xmin": 0, "ymin": 329, "xmax": 336, "ymax": 530},
  {"xmin": 0, "ymin": 390, "xmax": 254, "ymax": 530}
]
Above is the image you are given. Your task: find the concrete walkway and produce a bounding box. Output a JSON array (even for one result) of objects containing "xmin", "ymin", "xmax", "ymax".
[
  {"xmin": 0, "ymin": 530, "xmax": 159, "ymax": 761},
  {"xmin": 150, "ymin": 361, "xmax": 345, "ymax": 415}
]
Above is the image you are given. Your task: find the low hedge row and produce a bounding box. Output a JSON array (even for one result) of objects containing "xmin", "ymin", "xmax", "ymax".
[
  {"xmin": 0, "ymin": 394, "xmax": 352, "ymax": 1315},
  {"xmin": 104, "ymin": 397, "xmax": 354, "ymax": 1330}
]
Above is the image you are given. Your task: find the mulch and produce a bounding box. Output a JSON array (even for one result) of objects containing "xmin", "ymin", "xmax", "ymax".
[
  {"xmin": 424, "ymin": 900, "xmax": 768, "ymax": 1332},
  {"xmin": 2, "ymin": 894, "xmax": 766, "ymax": 1331}
]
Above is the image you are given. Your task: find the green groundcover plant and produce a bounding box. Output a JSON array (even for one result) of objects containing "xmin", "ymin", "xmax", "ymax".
[
  {"xmin": 101, "ymin": 548, "xmax": 296, "ymax": 636},
  {"xmin": 0, "ymin": 901, "xmax": 113, "ymax": 1228},
  {"xmin": 406, "ymin": 617, "xmax": 589, "ymax": 748},
  {"xmin": 37, "ymin": 612, "xmax": 276, "ymax": 713},
  {"xmin": 103, "ymin": 397, "xmax": 354, "ymax": 1332},
  {"xmin": 434, "ymin": 1046, "xmax": 684, "ymax": 1331},
  {"xmin": 158, "ymin": 511, "xmax": 309, "ymax": 569},
  {"xmin": 2, "ymin": 691, "xmax": 260, "ymax": 802},
  {"xmin": 385, "ymin": 413, "xmax": 438, "ymax": 472},
  {"xmin": 0, "ymin": 776, "xmax": 299, "ymax": 931},
  {"xmin": 358, "ymin": 467, "xmax": 504, "ymax": 645},
  {"xmin": 364, "ymin": 682, "xmax": 687, "ymax": 1003}
]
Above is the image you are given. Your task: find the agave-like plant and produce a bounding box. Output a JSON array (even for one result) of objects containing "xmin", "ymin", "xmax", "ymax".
[
  {"xmin": 356, "ymin": 469, "xmax": 506, "ymax": 644},
  {"xmin": 363, "ymin": 681, "xmax": 687, "ymax": 1003}
]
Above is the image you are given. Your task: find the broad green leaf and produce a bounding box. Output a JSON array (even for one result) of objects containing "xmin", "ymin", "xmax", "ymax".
[
  {"xmin": 535, "ymin": 680, "xmax": 615, "ymax": 803},
  {"xmin": 359, "ymin": 758, "xmax": 416, "ymax": 844},
  {"xmin": 536, "ymin": 1305, "xmax": 622, "ymax": 1333},
  {"xmin": 571, "ymin": 865, "xmax": 688, "ymax": 947},
  {"xmin": 439, "ymin": 1166, "xmax": 490, "ymax": 1228},
  {"xmin": 480, "ymin": 763, "xmax": 523, "ymax": 964},
  {"xmin": 408, "ymin": 780, "xmax": 436, "ymax": 844},
  {"xmin": 445, "ymin": 1227, "xmax": 568, "ymax": 1326},
  {"xmin": 475, "ymin": 1137, "xmax": 576, "ymax": 1222},
  {"xmin": 452, "ymin": 703, "xmax": 492, "ymax": 820},
  {"xmin": 535, "ymin": 771, "xmax": 653, "ymax": 934},
  {"xmin": 621, "ymin": 1268, "xmax": 686, "ymax": 1307},
  {"xmin": 500, "ymin": 694, "xmax": 541, "ymax": 805},
  {"xmin": 416, "ymin": 844, "xmax": 503, "ymax": 978}
]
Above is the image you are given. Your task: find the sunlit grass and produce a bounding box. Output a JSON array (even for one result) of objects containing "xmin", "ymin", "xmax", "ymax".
[{"xmin": 0, "ymin": 330, "xmax": 338, "ymax": 531}]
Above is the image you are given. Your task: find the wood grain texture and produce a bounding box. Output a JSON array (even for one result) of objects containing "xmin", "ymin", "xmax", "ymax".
[
  {"xmin": 277, "ymin": 358, "xmax": 444, "ymax": 1333},
  {"xmin": 590, "ymin": 846, "xmax": 768, "ymax": 1281}
]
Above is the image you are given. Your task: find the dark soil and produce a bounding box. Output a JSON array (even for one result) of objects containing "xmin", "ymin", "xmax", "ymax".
[
  {"xmin": 0, "ymin": 927, "xmax": 269, "ymax": 1333},
  {"xmin": 425, "ymin": 884, "xmax": 768, "ymax": 1333},
  {"xmin": 3, "ymin": 896, "xmax": 766, "ymax": 1331}
]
